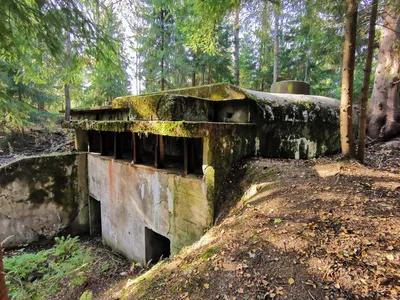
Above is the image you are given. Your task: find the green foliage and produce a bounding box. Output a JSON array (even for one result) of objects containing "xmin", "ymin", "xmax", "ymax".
[
  {"xmin": 0, "ymin": 0, "xmax": 129, "ymax": 129},
  {"xmin": 4, "ymin": 236, "xmax": 92, "ymax": 299}
]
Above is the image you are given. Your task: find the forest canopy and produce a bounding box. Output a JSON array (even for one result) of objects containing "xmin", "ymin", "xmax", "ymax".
[{"xmin": 0, "ymin": 0, "xmax": 399, "ymax": 139}]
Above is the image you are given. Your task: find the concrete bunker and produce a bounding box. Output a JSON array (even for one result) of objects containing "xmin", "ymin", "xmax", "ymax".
[{"xmin": 1, "ymin": 84, "xmax": 340, "ymax": 264}]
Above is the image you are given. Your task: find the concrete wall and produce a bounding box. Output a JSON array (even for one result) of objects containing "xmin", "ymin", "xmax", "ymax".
[
  {"xmin": 0, "ymin": 153, "xmax": 89, "ymax": 248},
  {"xmin": 88, "ymin": 154, "xmax": 211, "ymax": 262}
]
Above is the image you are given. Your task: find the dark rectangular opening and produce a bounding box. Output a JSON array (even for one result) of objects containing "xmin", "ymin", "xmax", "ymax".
[
  {"xmin": 120, "ymin": 131, "xmax": 133, "ymax": 161},
  {"xmin": 89, "ymin": 197, "xmax": 102, "ymax": 236},
  {"xmin": 88, "ymin": 131, "xmax": 101, "ymax": 153},
  {"xmin": 132, "ymin": 134, "xmax": 203, "ymax": 175},
  {"xmin": 138, "ymin": 134, "xmax": 157, "ymax": 166},
  {"xmin": 145, "ymin": 227, "xmax": 170, "ymax": 264},
  {"xmin": 183, "ymin": 138, "xmax": 203, "ymax": 175},
  {"xmin": 191, "ymin": 138, "xmax": 204, "ymax": 175},
  {"xmin": 100, "ymin": 131, "xmax": 115, "ymax": 156},
  {"xmin": 163, "ymin": 136, "xmax": 184, "ymax": 171}
]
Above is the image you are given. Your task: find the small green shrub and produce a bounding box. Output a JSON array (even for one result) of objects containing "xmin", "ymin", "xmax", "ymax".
[{"xmin": 4, "ymin": 235, "xmax": 92, "ymax": 300}]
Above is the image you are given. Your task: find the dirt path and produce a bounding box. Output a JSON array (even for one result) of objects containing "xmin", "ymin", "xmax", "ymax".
[{"xmin": 104, "ymin": 144, "xmax": 400, "ymax": 300}]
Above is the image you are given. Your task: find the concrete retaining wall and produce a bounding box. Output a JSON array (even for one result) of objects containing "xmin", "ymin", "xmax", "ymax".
[{"xmin": 0, "ymin": 153, "xmax": 89, "ymax": 248}]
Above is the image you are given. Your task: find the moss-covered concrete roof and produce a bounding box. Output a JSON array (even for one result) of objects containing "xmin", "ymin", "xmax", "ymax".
[
  {"xmin": 63, "ymin": 120, "xmax": 256, "ymax": 138},
  {"xmin": 243, "ymin": 89, "xmax": 339, "ymax": 109},
  {"xmin": 69, "ymin": 84, "xmax": 339, "ymax": 115},
  {"xmin": 114, "ymin": 83, "xmax": 246, "ymax": 105}
]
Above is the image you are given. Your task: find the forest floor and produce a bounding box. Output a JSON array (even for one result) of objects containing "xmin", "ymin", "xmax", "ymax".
[
  {"xmin": 101, "ymin": 138, "xmax": 400, "ymax": 300},
  {"xmin": 0, "ymin": 126, "xmax": 74, "ymax": 166}
]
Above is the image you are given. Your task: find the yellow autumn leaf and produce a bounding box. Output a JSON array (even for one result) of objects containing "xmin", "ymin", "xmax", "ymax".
[
  {"xmin": 288, "ymin": 278, "xmax": 295, "ymax": 285},
  {"xmin": 204, "ymin": 283, "xmax": 210, "ymax": 289}
]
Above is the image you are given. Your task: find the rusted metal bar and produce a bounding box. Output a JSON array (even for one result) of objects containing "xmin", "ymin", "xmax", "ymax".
[
  {"xmin": 155, "ymin": 135, "xmax": 164, "ymax": 168},
  {"xmin": 184, "ymin": 138, "xmax": 195, "ymax": 176},
  {"xmin": 100, "ymin": 131, "xmax": 106, "ymax": 155},
  {"xmin": 114, "ymin": 132, "xmax": 122, "ymax": 159},
  {"xmin": 133, "ymin": 133, "xmax": 143, "ymax": 164},
  {"xmin": 159, "ymin": 136, "xmax": 165, "ymax": 168}
]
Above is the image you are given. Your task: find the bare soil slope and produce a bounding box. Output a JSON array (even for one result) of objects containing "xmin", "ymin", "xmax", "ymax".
[{"xmin": 104, "ymin": 141, "xmax": 400, "ymax": 300}]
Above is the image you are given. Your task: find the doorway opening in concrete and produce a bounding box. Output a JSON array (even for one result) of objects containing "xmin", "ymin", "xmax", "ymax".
[
  {"xmin": 145, "ymin": 227, "xmax": 170, "ymax": 263},
  {"xmin": 88, "ymin": 131, "xmax": 101, "ymax": 153},
  {"xmin": 89, "ymin": 197, "xmax": 102, "ymax": 235}
]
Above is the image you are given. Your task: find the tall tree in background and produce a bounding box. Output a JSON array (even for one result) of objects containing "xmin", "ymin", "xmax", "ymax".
[
  {"xmin": 234, "ymin": 3, "xmax": 240, "ymax": 86},
  {"xmin": 0, "ymin": 0, "xmax": 128, "ymax": 129},
  {"xmin": 64, "ymin": 32, "xmax": 72, "ymax": 121},
  {"xmin": 367, "ymin": 5, "xmax": 400, "ymax": 140},
  {"xmin": 85, "ymin": 4, "xmax": 129, "ymax": 107},
  {"xmin": 340, "ymin": 0, "xmax": 358, "ymax": 157},
  {"xmin": 357, "ymin": 0, "xmax": 378, "ymax": 162},
  {"xmin": 273, "ymin": 0, "xmax": 280, "ymax": 83}
]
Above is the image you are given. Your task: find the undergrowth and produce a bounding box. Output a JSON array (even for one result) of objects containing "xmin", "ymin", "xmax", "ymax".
[{"xmin": 4, "ymin": 236, "xmax": 97, "ymax": 299}]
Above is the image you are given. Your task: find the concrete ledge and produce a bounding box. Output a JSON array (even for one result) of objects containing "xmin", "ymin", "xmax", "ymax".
[{"xmin": 62, "ymin": 120, "xmax": 257, "ymax": 138}]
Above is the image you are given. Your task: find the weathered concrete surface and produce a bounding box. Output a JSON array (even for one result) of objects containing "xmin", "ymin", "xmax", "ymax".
[
  {"xmin": 0, "ymin": 153, "xmax": 89, "ymax": 248},
  {"xmin": 271, "ymin": 80, "xmax": 310, "ymax": 95},
  {"xmin": 88, "ymin": 154, "xmax": 211, "ymax": 262},
  {"xmin": 244, "ymin": 90, "xmax": 340, "ymax": 159}
]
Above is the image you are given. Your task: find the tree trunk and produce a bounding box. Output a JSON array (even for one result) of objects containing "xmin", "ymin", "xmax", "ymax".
[
  {"xmin": 357, "ymin": 0, "xmax": 378, "ymax": 162},
  {"xmin": 160, "ymin": 9, "xmax": 165, "ymax": 91},
  {"xmin": 64, "ymin": 31, "xmax": 71, "ymax": 121},
  {"xmin": 273, "ymin": 2, "xmax": 280, "ymax": 84},
  {"xmin": 367, "ymin": 7, "xmax": 400, "ymax": 140},
  {"xmin": 0, "ymin": 245, "xmax": 8, "ymax": 300},
  {"xmin": 234, "ymin": 5, "xmax": 240, "ymax": 86},
  {"xmin": 340, "ymin": 0, "xmax": 358, "ymax": 157},
  {"xmin": 192, "ymin": 52, "xmax": 196, "ymax": 87}
]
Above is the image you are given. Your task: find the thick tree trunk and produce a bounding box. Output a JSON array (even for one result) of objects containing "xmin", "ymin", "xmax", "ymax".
[
  {"xmin": 273, "ymin": 2, "xmax": 280, "ymax": 84},
  {"xmin": 64, "ymin": 32, "xmax": 71, "ymax": 121},
  {"xmin": 340, "ymin": 0, "xmax": 358, "ymax": 157},
  {"xmin": 234, "ymin": 5, "xmax": 240, "ymax": 86},
  {"xmin": 357, "ymin": 0, "xmax": 378, "ymax": 162},
  {"xmin": 367, "ymin": 7, "xmax": 400, "ymax": 140}
]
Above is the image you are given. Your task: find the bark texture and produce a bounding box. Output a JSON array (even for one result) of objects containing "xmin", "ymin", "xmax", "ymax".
[
  {"xmin": 340, "ymin": 0, "xmax": 358, "ymax": 157},
  {"xmin": 0, "ymin": 246, "xmax": 8, "ymax": 300},
  {"xmin": 64, "ymin": 32, "xmax": 71, "ymax": 121},
  {"xmin": 234, "ymin": 6, "xmax": 240, "ymax": 86},
  {"xmin": 367, "ymin": 7, "xmax": 400, "ymax": 140},
  {"xmin": 160, "ymin": 9, "xmax": 166, "ymax": 91},
  {"xmin": 357, "ymin": 0, "xmax": 378, "ymax": 162},
  {"xmin": 273, "ymin": 3, "xmax": 280, "ymax": 84}
]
